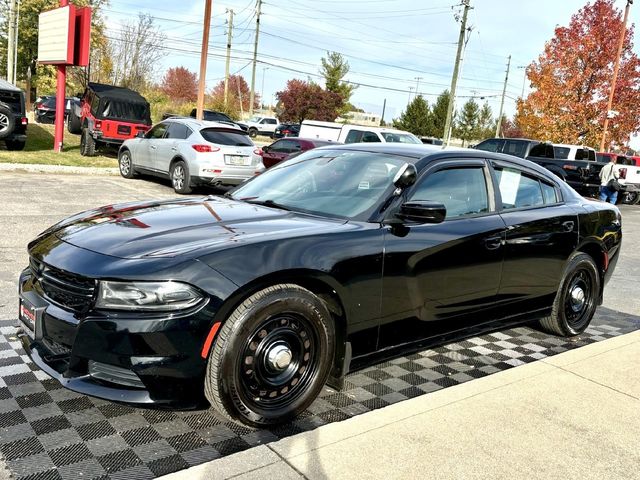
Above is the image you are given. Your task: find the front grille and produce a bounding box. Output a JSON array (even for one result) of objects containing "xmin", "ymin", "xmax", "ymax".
[{"xmin": 30, "ymin": 257, "xmax": 97, "ymax": 312}]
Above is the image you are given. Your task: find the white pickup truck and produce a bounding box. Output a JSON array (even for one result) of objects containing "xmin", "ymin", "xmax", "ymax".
[
  {"xmin": 299, "ymin": 120, "xmax": 421, "ymax": 144},
  {"xmin": 238, "ymin": 115, "xmax": 279, "ymax": 138}
]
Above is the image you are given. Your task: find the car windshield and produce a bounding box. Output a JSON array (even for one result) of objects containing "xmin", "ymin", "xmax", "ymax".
[
  {"xmin": 248, "ymin": 116, "xmax": 262, "ymax": 122},
  {"xmin": 200, "ymin": 128, "xmax": 253, "ymax": 146},
  {"xmin": 230, "ymin": 149, "xmax": 407, "ymax": 219},
  {"xmin": 380, "ymin": 132, "xmax": 421, "ymax": 144}
]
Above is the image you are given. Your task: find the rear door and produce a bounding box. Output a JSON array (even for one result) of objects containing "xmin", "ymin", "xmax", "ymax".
[
  {"xmin": 491, "ymin": 160, "xmax": 578, "ymax": 313},
  {"xmin": 154, "ymin": 123, "xmax": 192, "ymax": 173},
  {"xmin": 378, "ymin": 158, "xmax": 506, "ymax": 349}
]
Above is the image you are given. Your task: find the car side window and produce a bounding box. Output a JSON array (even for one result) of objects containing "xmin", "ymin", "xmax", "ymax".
[
  {"xmin": 409, "ymin": 166, "xmax": 489, "ymax": 219},
  {"xmin": 475, "ymin": 139, "xmax": 503, "ymax": 153},
  {"xmin": 362, "ymin": 131, "xmax": 381, "ymax": 143},
  {"xmin": 494, "ymin": 167, "xmax": 545, "ymax": 209},
  {"xmin": 502, "ymin": 140, "xmax": 527, "ymax": 157},
  {"xmin": 165, "ymin": 123, "xmax": 191, "ymax": 140},
  {"xmin": 529, "ymin": 143, "xmax": 553, "ymax": 158},
  {"xmin": 270, "ymin": 140, "xmax": 290, "ymax": 153},
  {"xmin": 267, "ymin": 119, "xmax": 277, "ymax": 124},
  {"xmin": 541, "ymin": 181, "xmax": 558, "ymax": 204},
  {"xmin": 345, "ymin": 130, "xmax": 363, "ymax": 143},
  {"xmin": 146, "ymin": 123, "xmax": 168, "ymax": 139}
]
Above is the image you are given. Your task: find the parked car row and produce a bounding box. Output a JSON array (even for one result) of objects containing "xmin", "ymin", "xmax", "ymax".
[
  {"xmin": 0, "ymin": 79, "xmax": 28, "ymax": 151},
  {"xmin": 473, "ymin": 137, "xmax": 640, "ymax": 205}
]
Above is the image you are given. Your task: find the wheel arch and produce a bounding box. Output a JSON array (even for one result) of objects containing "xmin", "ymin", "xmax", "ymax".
[
  {"xmin": 169, "ymin": 155, "xmax": 186, "ymax": 173},
  {"xmin": 210, "ymin": 268, "xmax": 350, "ymax": 384},
  {"xmin": 575, "ymin": 239, "xmax": 606, "ymax": 300}
]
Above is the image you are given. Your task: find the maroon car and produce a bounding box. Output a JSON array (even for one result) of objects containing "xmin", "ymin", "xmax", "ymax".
[{"xmin": 260, "ymin": 137, "xmax": 338, "ymax": 168}]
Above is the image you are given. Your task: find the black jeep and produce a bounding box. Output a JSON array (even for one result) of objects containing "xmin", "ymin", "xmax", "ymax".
[{"xmin": 0, "ymin": 79, "xmax": 28, "ymax": 151}]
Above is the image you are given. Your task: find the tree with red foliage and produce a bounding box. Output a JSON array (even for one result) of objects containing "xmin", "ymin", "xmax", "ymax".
[
  {"xmin": 160, "ymin": 67, "xmax": 197, "ymax": 102},
  {"xmin": 500, "ymin": 114, "xmax": 524, "ymax": 138},
  {"xmin": 210, "ymin": 75, "xmax": 259, "ymax": 113},
  {"xmin": 516, "ymin": 0, "xmax": 640, "ymax": 149},
  {"xmin": 276, "ymin": 79, "xmax": 342, "ymax": 124}
]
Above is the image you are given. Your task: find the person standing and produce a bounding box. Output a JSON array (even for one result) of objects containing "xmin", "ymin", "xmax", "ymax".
[{"xmin": 599, "ymin": 155, "xmax": 620, "ymax": 204}]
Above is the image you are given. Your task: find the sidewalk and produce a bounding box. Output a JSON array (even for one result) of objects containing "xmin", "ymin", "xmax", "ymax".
[{"xmin": 160, "ymin": 330, "xmax": 640, "ymax": 480}]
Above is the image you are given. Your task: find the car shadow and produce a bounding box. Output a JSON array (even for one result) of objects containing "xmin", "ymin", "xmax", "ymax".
[{"xmin": 131, "ymin": 172, "xmax": 232, "ymax": 196}]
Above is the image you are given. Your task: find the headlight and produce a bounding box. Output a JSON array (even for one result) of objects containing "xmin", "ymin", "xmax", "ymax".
[{"xmin": 96, "ymin": 281, "xmax": 204, "ymax": 311}]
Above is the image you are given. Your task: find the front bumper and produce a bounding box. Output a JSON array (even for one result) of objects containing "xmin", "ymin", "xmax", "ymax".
[{"xmin": 17, "ymin": 267, "xmax": 220, "ymax": 408}]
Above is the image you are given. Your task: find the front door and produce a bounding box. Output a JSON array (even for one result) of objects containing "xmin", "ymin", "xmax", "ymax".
[
  {"xmin": 378, "ymin": 159, "xmax": 506, "ymax": 349},
  {"xmin": 138, "ymin": 122, "xmax": 169, "ymax": 171}
]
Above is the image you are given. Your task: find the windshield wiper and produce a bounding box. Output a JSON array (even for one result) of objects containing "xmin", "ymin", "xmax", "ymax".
[{"xmin": 244, "ymin": 199, "xmax": 292, "ymax": 211}]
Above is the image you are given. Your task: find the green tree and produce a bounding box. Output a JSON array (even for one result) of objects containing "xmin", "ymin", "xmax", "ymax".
[
  {"xmin": 454, "ymin": 98, "xmax": 480, "ymax": 146},
  {"xmin": 320, "ymin": 51, "xmax": 356, "ymax": 115},
  {"xmin": 477, "ymin": 101, "xmax": 495, "ymax": 140},
  {"xmin": 393, "ymin": 95, "xmax": 431, "ymax": 136},
  {"xmin": 429, "ymin": 89, "xmax": 450, "ymax": 138}
]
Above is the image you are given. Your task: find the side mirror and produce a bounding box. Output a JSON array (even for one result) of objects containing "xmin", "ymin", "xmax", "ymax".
[
  {"xmin": 136, "ymin": 131, "xmax": 145, "ymax": 138},
  {"xmin": 397, "ymin": 201, "xmax": 446, "ymax": 224},
  {"xmin": 262, "ymin": 145, "xmax": 270, "ymax": 153},
  {"xmin": 393, "ymin": 163, "xmax": 417, "ymax": 188}
]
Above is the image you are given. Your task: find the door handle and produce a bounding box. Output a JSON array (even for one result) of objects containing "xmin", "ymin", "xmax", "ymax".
[
  {"xmin": 150, "ymin": 145, "xmax": 157, "ymax": 150},
  {"xmin": 562, "ymin": 221, "xmax": 574, "ymax": 232},
  {"xmin": 171, "ymin": 147, "xmax": 178, "ymax": 151},
  {"xmin": 484, "ymin": 235, "xmax": 502, "ymax": 250}
]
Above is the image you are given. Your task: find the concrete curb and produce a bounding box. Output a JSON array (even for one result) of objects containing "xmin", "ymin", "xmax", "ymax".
[{"xmin": 0, "ymin": 162, "xmax": 119, "ymax": 176}]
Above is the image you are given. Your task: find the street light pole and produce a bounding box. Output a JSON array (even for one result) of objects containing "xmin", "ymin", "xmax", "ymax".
[
  {"xmin": 600, "ymin": 0, "xmax": 632, "ymax": 152},
  {"xmin": 261, "ymin": 66, "xmax": 269, "ymax": 110},
  {"xmin": 196, "ymin": 0, "xmax": 213, "ymax": 121}
]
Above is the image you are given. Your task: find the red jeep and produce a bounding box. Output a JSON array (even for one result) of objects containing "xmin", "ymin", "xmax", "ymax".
[{"xmin": 68, "ymin": 83, "xmax": 151, "ymax": 156}]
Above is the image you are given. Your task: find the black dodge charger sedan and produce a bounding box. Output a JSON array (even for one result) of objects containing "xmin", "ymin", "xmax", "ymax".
[{"xmin": 18, "ymin": 144, "xmax": 621, "ymax": 427}]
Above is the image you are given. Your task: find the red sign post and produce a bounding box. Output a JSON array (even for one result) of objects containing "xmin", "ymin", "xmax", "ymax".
[{"xmin": 38, "ymin": 1, "xmax": 91, "ymax": 152}]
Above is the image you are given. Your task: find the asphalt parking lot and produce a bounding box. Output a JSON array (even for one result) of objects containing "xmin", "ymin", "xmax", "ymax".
[{"xmin": 0, "ymin": 171, "xmax": 639, "ymax": 480}]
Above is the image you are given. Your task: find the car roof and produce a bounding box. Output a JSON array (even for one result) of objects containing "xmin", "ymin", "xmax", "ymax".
[
  {"xmin": 0, "ymin": 79, "xmax": 22, "ymax": 93},
  {"xmin": 312, "ymin": 143, "xmax": 562, "ymax": 179},
  {"xmin": 163, "ymin": 117, "xmax": 243, "ymax": 131}
]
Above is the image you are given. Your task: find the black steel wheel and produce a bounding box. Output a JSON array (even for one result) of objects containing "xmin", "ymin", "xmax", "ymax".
[
  {"xmin": 540, "ymin": 252, "xmax": 600, "ymax": 336},
  {"xmin": 205, "ymin": 284, "xmax": 335, "ymax": 427}
]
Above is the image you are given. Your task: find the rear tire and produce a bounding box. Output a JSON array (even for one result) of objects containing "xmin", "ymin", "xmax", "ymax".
[
  {"xmin": 620, "ymin": 191, "xmax": 639, "ymax": 205},
  {"xmin": 170, "ymin": 160, "xmax": 192, "ymax": 194},
  {"xmin": 0, "ymin": 105, "xmax": 15, "ymax": 140},
  {"xmin": 5, "ymin": 139, "xmax": 25, "ymax": 151},
  {"xmin": 80, "ymin": 128, "xmax": 96, "ymax": 156},
  {"xmin": 539, "ymin": 252, "xmax": 600, "ymax": 337},
  {"xmin": 204, "ymin": 284, "xmax": 334, "ymax": 427},
  {"xmin": 118, "ymin": 149, "xmax": 136, "ymax": 179}
]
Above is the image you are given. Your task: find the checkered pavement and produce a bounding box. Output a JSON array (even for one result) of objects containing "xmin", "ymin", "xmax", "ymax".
[{"xmin": 1, "ymin": 307, "xmax": 638, "ymax": 480}]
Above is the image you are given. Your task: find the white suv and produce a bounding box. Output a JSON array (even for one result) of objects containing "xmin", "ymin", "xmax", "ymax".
[
  {"xmin": 118, "ymin": 118, "xmax": 261, "ymax": 194},
  {"xmin": 239, "ymin": 116, "xmax": 279, "ymax": 138}
]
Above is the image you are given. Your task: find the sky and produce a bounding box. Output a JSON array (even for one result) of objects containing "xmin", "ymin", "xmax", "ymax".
[{"xmin": 103, "ymin": 0, "xmax": 640, "ymax": 145}]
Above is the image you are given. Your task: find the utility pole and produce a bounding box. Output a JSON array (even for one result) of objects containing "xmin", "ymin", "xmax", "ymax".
[
  {"xmin": 7, "ymin": 0, "xmax": 17, "ymax": 83},
  {"xmin": 414, "ymin": 77, "xmax": 423, "ymax": 97},
  {"xmin": 223, "ymin": 8, "xmax": 234, "ymax": 107},
  {"xmin": 407, "ymin": 86, "xmax": 414, "ymax": 106},
  {"xmin": 600, "ymin": 0, "xmax": 632, "ymax": 152},
  {"xmin": 495, "ymin": 55, "xmax": 511, "ymax": 137},
  {"xmin": 443, "ymin": 0, "xmax": 471, "ymax": 146},
  {"xmin": 196, "ymin": 0, "xmax": 213, "ymax": 121},
  {"xmin": 249, "ymin": 0, "xmax": 262, "ymax": 116},
  {"xmin": 380, "ymin": 98, "xmax": 387, "ymax": 126}
]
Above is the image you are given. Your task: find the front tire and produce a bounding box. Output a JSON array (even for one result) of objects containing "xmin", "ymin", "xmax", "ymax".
[
  {"xmin": 118, "ymin": 149, "xmax": 136, "ymax": 178},
  {"xmin": 539, "ymin": 252, "xmax": 600, "ymax": 336},
  {"xmin": 204, "ymin": 284, "xmax": 335, "ymax": 427},
  {"xmin": 248, "ymin": 128, "xmax": 258, "ymax": 138},
  {"xmin": 170, "ymin": 160, "xmax": 192, "ymax": 194},
  {"xmin": 80, "ymin": 128, "xmax": 96, "ymax": 156}
]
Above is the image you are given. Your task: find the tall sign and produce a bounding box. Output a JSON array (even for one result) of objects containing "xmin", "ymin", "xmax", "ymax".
[{"xmin": 37, "ymin": 2, "xmax": 92, "ymax": 152}]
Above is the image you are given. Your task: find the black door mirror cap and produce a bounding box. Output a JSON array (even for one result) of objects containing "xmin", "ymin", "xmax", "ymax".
[
  {"xmin": 396, "ymin": 200, "xmax": 446, "ymax": 224},
  {"xmin": 393, "ymin": 163, "xmax": 417, "ymax": 188},
  {"xmin": 136, "ymin": 131, "xmax": 145, "ymax": 138},
  {"xmin": 262, "ymin": 145, "xmax": 270, "ymax": 153}
]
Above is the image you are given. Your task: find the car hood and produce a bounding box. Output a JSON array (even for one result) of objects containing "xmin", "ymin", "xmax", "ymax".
[{"xmin": 46, "ymin": 196, "xmax": 348, "ymax": 259}]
